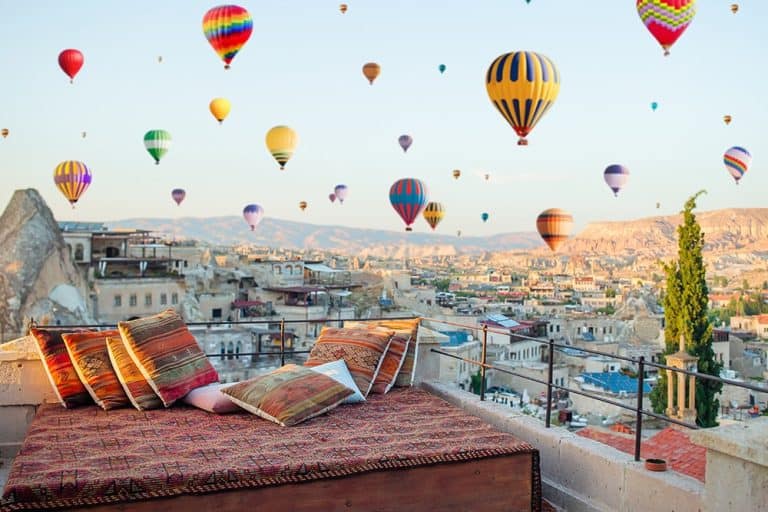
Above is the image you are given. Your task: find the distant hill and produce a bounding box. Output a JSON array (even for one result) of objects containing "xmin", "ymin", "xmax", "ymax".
[{"xmin": 107, "ymin": 208, "xmax": 768, "ymax": 257}]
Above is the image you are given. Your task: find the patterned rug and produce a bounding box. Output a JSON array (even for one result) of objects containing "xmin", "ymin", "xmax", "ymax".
[{"xmin": 1, "ymin": 388, "xmax": 540, "ymax": 511}]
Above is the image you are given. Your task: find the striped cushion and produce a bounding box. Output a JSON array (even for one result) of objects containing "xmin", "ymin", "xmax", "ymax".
[
  {"xmin": 221, "ymin": 364, "xmax": 353, "ymax": 426},
  {"xmin": 30, "ymin": 328, "xmax": 92, "ymax": 408},
  {"xmin": 106, "ymin": 336, "xmax": 163, "ymax": 411},
  {"xmin": 62, "ymin": 330, "xmax": 129, "ymax": 410},
  {"xmin": 370, "ymin": 336, "xmax": 410, "ymax": 394},
  {"xmin": 345, "ymin": 319, "xmax": 421, "ymax": 387},
  {"xmin": 304, "ymin": 327, "xmax": 393, "ymax": 397},
  {"xmin": 117, "ymin": 309, "xmax": 218, "ymax": 407}
]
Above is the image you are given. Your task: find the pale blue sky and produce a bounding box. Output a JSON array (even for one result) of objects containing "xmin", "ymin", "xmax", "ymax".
[{"xmin": 0, "ymin": 1, "xmax": 765, "ymax": 236}]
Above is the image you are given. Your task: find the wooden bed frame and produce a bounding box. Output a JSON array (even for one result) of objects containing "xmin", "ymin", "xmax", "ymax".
[{"xmin": 69, "ymin": 455, "xmax": 538, "ymax": 512}]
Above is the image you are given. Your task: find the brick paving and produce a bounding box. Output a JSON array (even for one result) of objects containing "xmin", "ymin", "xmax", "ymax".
[{"xmin": 577, "ymin": 426, "xmax": 706, "ymax": 482}]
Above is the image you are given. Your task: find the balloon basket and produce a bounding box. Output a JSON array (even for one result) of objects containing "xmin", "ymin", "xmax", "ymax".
[
  {"xmin": 405, "ymin": 227, "xmax": 413, "ymax": 232},
  {"xmin": 517, "ymin": 138, "xmax": 528, "ymax": 146}
]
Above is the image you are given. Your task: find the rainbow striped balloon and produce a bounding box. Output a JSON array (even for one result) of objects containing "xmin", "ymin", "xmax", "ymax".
[
  {"xmin": 203, "ymin": 5, "xmax": 253, "ymax": 69},
  {"xmin": 724, "ymin": 146, "xmax": 751, "ymax": 184},
  {"xmin": 390, "ymin": 178, "xmax": 428, "ymax": 232},
  {"xmin": 54, "ymin": 161, "xmax": 92, "ymax": 207},
  {"xmin": 636, "ymin": 0, "xmax": 697, "ymax": 56}
]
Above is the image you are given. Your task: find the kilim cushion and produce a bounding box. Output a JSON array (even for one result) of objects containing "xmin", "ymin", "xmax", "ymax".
[
  {"xmin": 62, "ymin": 330, "xmax": 130, "ymax": 410},
  {"xmin": 345, "ymin": 318, "xmax": 421, "ymax": 387},
  {"xmin": 370, "ymin": 336, "xmax": 410, "ymax": 394},
  {"xmin": 304, "ymin": 326, "xmax": 394, "ymax": 397},
  {"xmin": 182, "ymin": 382, "xmax": 242, "ymax": 414},
  {"xmin": 220, "ymin": 364, "xmax": 353, "ymax": 426},
  {"xmin": 30, "ymin": 328, "xmax": 93, "ymax": 408},
  {"xmin": 117, "ymin": 309, "xmax": 219, "ymax": 407},
  {"xmin": 106, "ymin": 336, "xmax": 164, "ymax": 411},
  {"xmin": 307, "ymin": 358, "xmax": 365, "ymax": 403}
]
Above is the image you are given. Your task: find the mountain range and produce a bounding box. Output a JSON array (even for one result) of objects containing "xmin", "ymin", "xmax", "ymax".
[{"xmin": 107, "ymin": 208, "xmax": 768, "ymax": 258}]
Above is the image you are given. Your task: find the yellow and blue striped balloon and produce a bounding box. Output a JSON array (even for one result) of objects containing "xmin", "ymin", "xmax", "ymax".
[
  {"xmin": 485, "ymin": 51, "xmax": 560, "ymax": 145},
  {"xmin": 54, "ymin": 160, "xmax": 92, "ymax": 207},
  {"xmin": 423, "ymin": 201, "xmax": 445, "ymax": 230}
]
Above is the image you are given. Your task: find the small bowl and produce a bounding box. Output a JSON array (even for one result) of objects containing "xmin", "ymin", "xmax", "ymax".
[{"xmin": 644, "ymin": 458, "xmax": 667, "ymax": 472}]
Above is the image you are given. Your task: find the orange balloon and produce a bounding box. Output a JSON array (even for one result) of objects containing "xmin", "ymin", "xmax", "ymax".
[
  {"xmin": 452, "ymin": 169, "xmax": 461, "ymax": 180},
  {"xmin": 299, "ymin": 200, "xmax": 307, "ymax": 211},
  {"xmin": 536, "ymin": 208, "xmax": 573, "ymax": 252},
  {"xmin": 362, "ymin": 62, "xmax": 380, "ymax": 85},
  {"xmin": 723, "ymin": 115, "xmax": 732, "ymax": 125},
  {"xmin": 340, "ymin": 3, "xmax": 348, "ymax": 13}
]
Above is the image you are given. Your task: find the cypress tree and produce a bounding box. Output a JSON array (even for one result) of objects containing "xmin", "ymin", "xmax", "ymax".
[{"xmin": 649, "ymin": 191, "xmax": 722, "ymax": 427}]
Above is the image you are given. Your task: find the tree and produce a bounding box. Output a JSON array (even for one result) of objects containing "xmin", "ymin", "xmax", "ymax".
[
  {"xmin": 649, "ymin": 191, "xmax": 722, "ymax": 427},
  {"xmin": 433, "ymin": 278, "xmax": 450, "ymax": 292}
]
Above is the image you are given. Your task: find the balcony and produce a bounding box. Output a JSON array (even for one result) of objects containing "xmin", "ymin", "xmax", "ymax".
[{"xmin": 1, "ymin": 317, "xmax": 766, "ymax": 511}]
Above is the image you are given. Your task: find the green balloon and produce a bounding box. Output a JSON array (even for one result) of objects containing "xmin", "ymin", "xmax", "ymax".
[{"xmin": 143, "ymin": 129, "xmax": 172, "ymax": 165}]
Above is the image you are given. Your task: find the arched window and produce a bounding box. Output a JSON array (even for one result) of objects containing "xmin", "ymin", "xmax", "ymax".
[
  {"xmin": 106, "ymin": 246, "xmax": 120, "ymax": 258},
  {"xmin": 285, "ymin": 265, "xmax": 293, "ymax": 275},
  {"xmin": 74, "ymin": 244, "xmax": 84, "ymax": 261},
  {"xmin": 227, "ymin": 342, "xmax": 234, "ymax": 361}
]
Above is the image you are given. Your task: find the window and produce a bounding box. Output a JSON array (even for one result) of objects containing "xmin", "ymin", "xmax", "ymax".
[
  {"xmin": 212, "ymin": 308, "xmax": 222, "ymax": 319},
  {"xmin": 129, "ymin": 294, "xmax": 137, "ymax": 307},
  {"xmin": 171, "ymin": 293, "xmax": 178, "ymax": 305},
  {"xmin": 145, "ymin": 294, "xmax": 152, "ymax": 306},
  {"xmin": 273, "ymin": 265, "xmax": 282, "ymax": 275},
  {"xmin": 160, "ymin": 293, "xmax": 167, "ymax": 305},
  {"xmin": 74, "ymin": 244, "xmax": 84, "ymax": 261},
  {"xmin": 114, "ymin": 295, "xmax": 122, "ymax": 307},
  {"xmin": 556, "ymin": 325, "xmax": 560, "ymax": 333},
  {"xmin": 285, "ymin": 265, "xmax": 293, "ymax": 275}
]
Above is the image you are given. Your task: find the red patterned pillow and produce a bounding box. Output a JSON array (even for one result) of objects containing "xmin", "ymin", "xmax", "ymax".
[
  {"xmin": 117, "ymin": 309, "xmax": 218, "ymax": 407},
  {"xmin": 221, "ymin": 364, "xmax": 353, "ymax": 426},
  {"xmin": 344, "ymin": 319, "xmax": 420, "ymax": 387},
  {"xmin": 30, "ymin": 328, "xmax": 92, "ymax": 408},
  {"xmin": 62, "ymin": 330, "xmax": 129, "ymax": 410},
  {"xmin": 304, "ymin": 327, "xmax": 393, "ymax": 397},
  {"xmin": 370, "ymin": 336, "xmax": 410, "ymax": 394},
  {"xmin": 106, "ymin": 336, "xmax": 163, "ymax": 411}
]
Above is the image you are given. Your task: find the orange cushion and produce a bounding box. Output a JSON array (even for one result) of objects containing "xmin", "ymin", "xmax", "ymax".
[
  {"xmin": 106, "ymin": 336, "xmax": 163, "ymax": 411},
  {"xmin": 370, "ymin": 336, "xmax": 410, "ymax": 394},
  {"xmin": 30, "ymin": 328, "xmax": 92, "ymax": 408},
  {"xmin": 62, "ymin": 330, "xmax": 130, "ymax": 410},
  {"xmin": 345, "ymin": 319, "xmax": 420, "ymax": 387},
  {"xmin": 304, "ymin": 327, "xmax": 393, "ymax": 397}
]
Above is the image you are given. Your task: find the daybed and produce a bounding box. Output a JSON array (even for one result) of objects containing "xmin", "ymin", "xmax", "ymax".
[{"xmin": 1, "ymin": 388, "xmax": 541, "ymax": 511}]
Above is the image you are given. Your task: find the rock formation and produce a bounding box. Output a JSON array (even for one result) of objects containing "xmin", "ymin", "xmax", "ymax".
[{"xmin": 0, "ymin": 189, "xmax": 93, "ymax": 340}]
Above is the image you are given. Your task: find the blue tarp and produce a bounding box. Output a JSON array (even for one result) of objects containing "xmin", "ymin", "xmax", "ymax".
[
  {"xmin": 439, "ymin": 330, "xmax": 472, "ymax": 346},
  {"xmin": 580, "ymin": 372, "xmax": 651, "ymax": 394}
]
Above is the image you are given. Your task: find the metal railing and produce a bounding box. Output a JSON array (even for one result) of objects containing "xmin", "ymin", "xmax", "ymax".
[{"xmin": 423, "ymin": 317, "xmax": 767, "ymax": 463}]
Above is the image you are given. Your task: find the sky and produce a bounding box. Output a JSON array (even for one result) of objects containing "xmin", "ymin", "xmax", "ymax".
[{"xmin": 0, "ymin": 1, "xmax": 766, "ymax": 236}]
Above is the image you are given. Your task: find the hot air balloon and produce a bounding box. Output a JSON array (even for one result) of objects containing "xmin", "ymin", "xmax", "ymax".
[
  {"xmin": 398, "ymin": 134, "xmax": 413, "ymax": 153},
  {"xmin": 209, "ymin": 97, "xmax": 231, "ymax": 124},
  {"xmin": 731, "ymin": 3, "xmax": 738, "ymax": 13},
  {"xmin": 636, "ymin": 0, "xmax": 696, "ymax": 56},
  {"xmin": 144, "ymin": 130, "xmax": 172, "ymax": 165},
  {"xmin": 457, "ymin": 230, "xmax": 462, "ymax": 237},
  {"xmin": 1, "ymin": 128, "xmax": 8, "ymax": 139},
  {"xmin": 603, "ymin": 164, "xmax": 630, "ymax": 197},
  {"xmin": 651, "ymin": 101, "xmax": 658, "ymax": 111},
  {"xmin": 452, "ymin": 169, "xmax": 461, "ymax": 180},
  {"xmin": 362, "ymin": 62, "xmax": 380, "ymax": 85},
  {"xmin": 265, "ymin": 125, "xmax": 298, "ymax": 170},
  {"xmin": 299, "ymin": 201, "xmax": 307, "ymax": 211},
  {"xmin": 172, "ymin": 188, "xmax": 186, "ymax": 206},
  {"xmin": 202, "ymin": 5, "xmax": 253, "ymax": 69},
  {"xmin": 485, "ymin": 51, "xmax": 560, "ymax": 145},
  {"xmin": 328, "ymin": 193, "xmax": 337, "ymax": 203},
  {"xmin": 724, "ymin": 146, "xmax": 751, "ymax": 185},
  {"xmin": 340, "ymin": 3, "xmax": 348, "ymax": 13},
  {"xmin": 334, "ymin": 184, "xmax": 348, "ymax": 204},
  {"xmin": 536, "ymin": 208, "xmax": 573, "ymax": 252},
  {"xmin": 54, "ymin": 161, "xmax": 92, "ymax": 207},
  {"xmin": 484, "ymin": 173, "xmax": 490, "ymax": 181},
  {"xmin": 58, "ymin": 49, "xmax": 84, "ymax": 83},
  {"xmin": 481, "ymin": 212, "xmax": 489, "ymax": 223},
  {"xmin": 158, "ymin": 56, "xmax": 163, "ymax": 63},
  {"xmin": 81, "ymin": 131, "xmax": 87, "ymax": 139},
  {"xmin": 423, "ymin": 202, "xmax": 445, "ymax": 230},
  {"xmin": 389, "ymin": 178, "xmax": 428, "ymax": 232},
  {"xmin": 723, "ymin": 115, "xmax": 732, "ymax": 125},
  {"xmin": 656, "ymin": 202, "xmax": 661, "ymax": 209},
  {"xmin": 243, "ymin": 204, "xmax": 264, "ymax": 231},
  {"xmin": 438, "ymin": 64, "xmax": 446, "ymax": 74}
]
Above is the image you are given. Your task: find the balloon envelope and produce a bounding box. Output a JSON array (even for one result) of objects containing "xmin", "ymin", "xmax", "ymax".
[
  {"xmin": 242, "ymin": 204, "xmax": 264, "ymax": 231},
  {"xmin": 423, "ymin": 202, "xmax": 445, "ymax": 230},
  {"xmin": 299, "ymin": 201, "xmax": 307, "ymax": 211},
  {"xmin": 172, "ymin": 188, "xmax": 186, "ymax": 206},
  {"xmin": 452, "ymin": 169, "xmax": 461, "ymax": 180},
  {"xmin": 265, "ymin": 125, "xmax": 298, "ymax": 170},
  {"xmin": 54, "ymin": 161, "xmax": 92, "ymax": 206},
  {"xmin": 724, "ymin": 146, "xmax": 751, "ymax": 184},
  {"xmin": 340, "ymin": 3, "xmax": 347, "ymax": 13},
  {"xmin": 723, "ymin": 115, "xmax": 732, "ymax": 125},
  {"xmin": 58, "ymin": 49, "xmax": 84, "ymax": 82},
  {"xmin": 438, "ymin": 64, "xmax": 446, "ymax": 74},
  {"xmin": 651, "ymin": 101, "xmax": 658, "ymax": 111},
  {"xmin": 362, "ymin": 62, "xmax": 380, "ymax": 84},
  {"xmin": 1, "ymin": 128, "xmax": 8, "ymax": 138},
  {"xmin": 731, "ymin": 3, "xmax": 738, "ymax": 13},
  {"xmin": 389, "ymin": 178, "xmax": 428, "ymax": 231},
  {"xmin": 334, "ymin": 184, "xmax": 348, "ymax": 203},
  {"xmin": 398, "ymin": 134, "xmax": 413, "ymax": 152},
  {"xmin": 536, "ymin": 208, "xmax": 573, "ymax": 252},
  {"xmin": 144, "ymin": 130, "xmax": 172, "ymax": 164},
  {"xmin": 203, "ymin": 5, "xmax": 253, "ymax": 69},
  {"xmin": 636, "ymin": 0, "xmax": 696, "ymax": 55},
  {"xmin": 209, "ymin": 98, "xmax": 231, "ymax": 123},
  {"xmin": 328, "ymin": 193, "xmax": 336, "ymax": 203},
  {"xmin": 485, "ymin": 51, "xmax": 560, "ymax": 145},
  {"xmin": 481, "ymin": 212, "xmax": 489, "ymax": 223},
  {"xmin": 604, "ymin": 164, "xmax": 630, "ymax": 197}
]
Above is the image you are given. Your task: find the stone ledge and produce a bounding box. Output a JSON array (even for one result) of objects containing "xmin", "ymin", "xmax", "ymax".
[{"xmin": 690, "ymin": 417, "xmax": 768, "ymax": 467}]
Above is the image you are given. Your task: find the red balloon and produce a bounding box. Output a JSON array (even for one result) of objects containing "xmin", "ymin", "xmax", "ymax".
[{"xmin": 58, "ymin": 49, "xmax": 84, "ymax": 83}]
